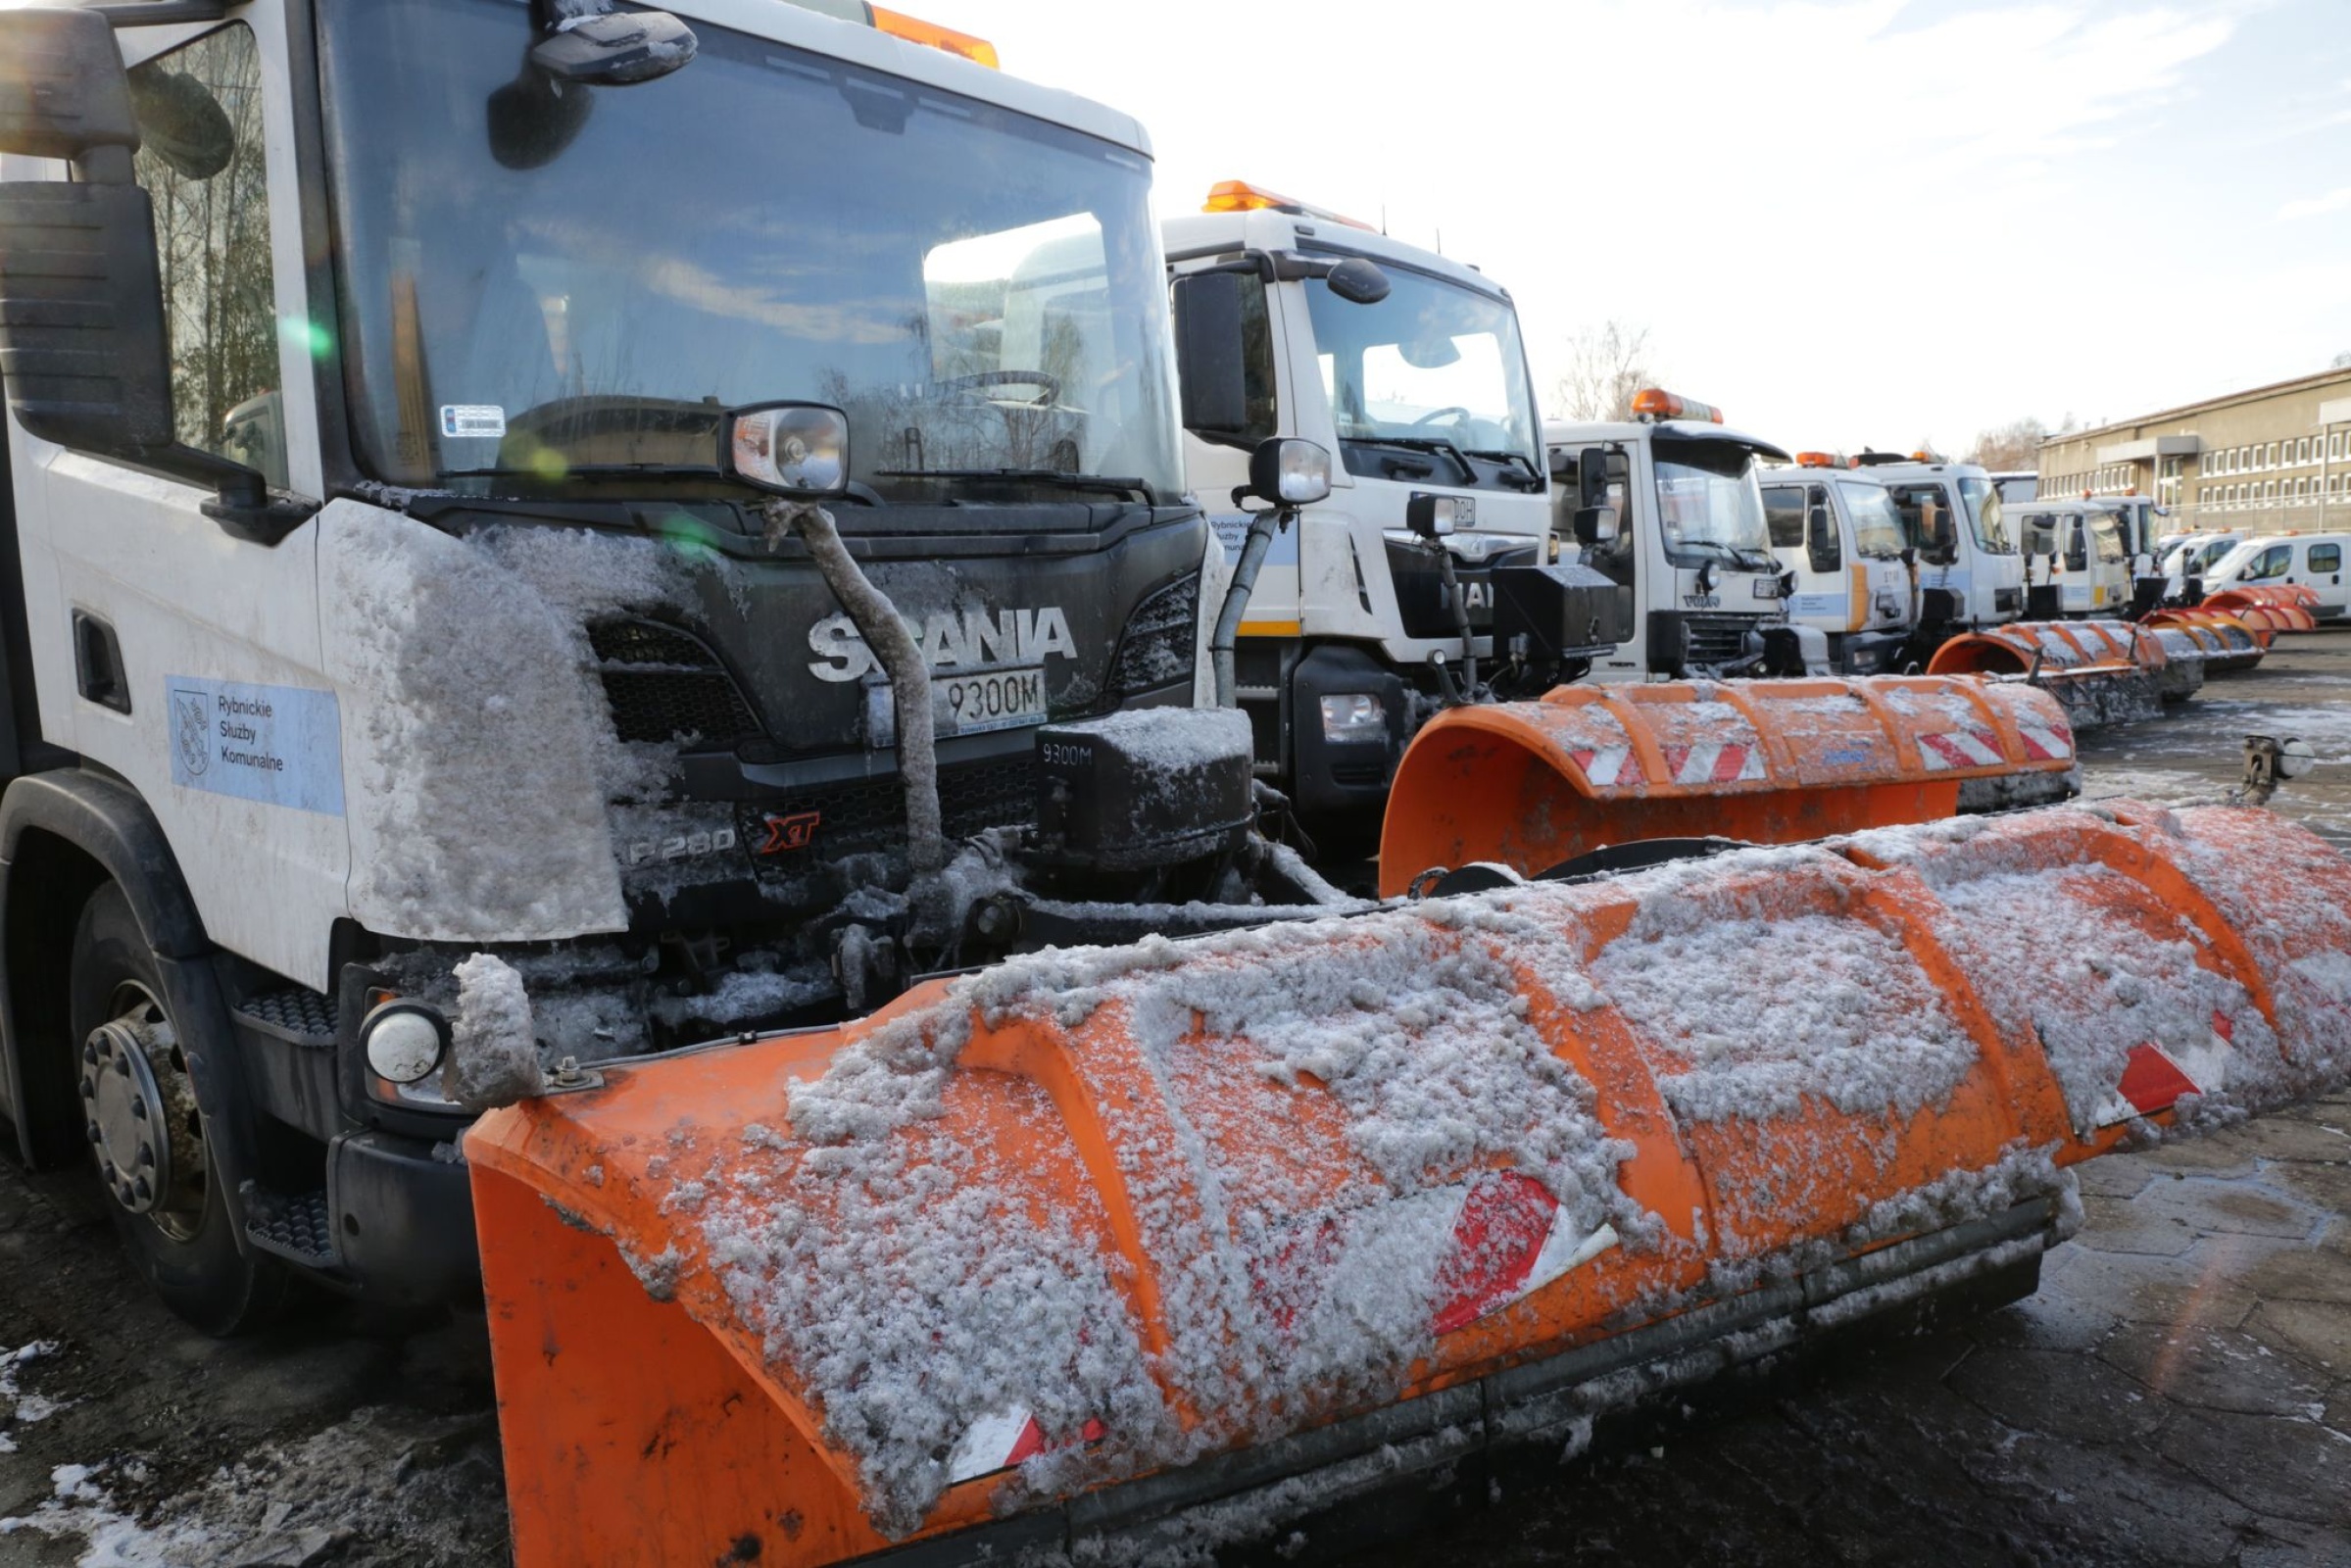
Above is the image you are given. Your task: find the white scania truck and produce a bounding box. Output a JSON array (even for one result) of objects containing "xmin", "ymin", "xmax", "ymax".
[
  {"xmin": 0, "ymin": 0, "xmax": 1345, "ymax": 1330},
  {"xmin": 1162, "ymin": 186, "xmax": 1608, "ymax": 845}
]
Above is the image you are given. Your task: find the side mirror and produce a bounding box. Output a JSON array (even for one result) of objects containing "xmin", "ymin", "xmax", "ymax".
[
  {"xmin": 723, "ymin": 403, "xmax": 850, "ymax": 499},
  {"xmin": 1572, "ymin": 504, "xmax": 1619, "ymax": 547},
  {"xmin": 1323, "ymin": 256, "xmax": 1391, "ymax": 306},
  {"xmin": 529, "ymin": 5, "xmax": 697, "ymax": 84},
  {"xmin": 1246, "ymin": 436, "xmax": 1331, "ymax": 509},
  {"xmin": 1407, "ymin": 492, "xmax": 1474, "ymax": 539},
  {"xmin": 1579, "ymin": 446, "xmax": 1616, "ymax": 509},
  {"xmin": 1171, "ymin": 270, "xmax": 1249, "ymax": 436},
  {"xmin": 0, "ymin": 8, "xmax": 173, "ymax": 452}
]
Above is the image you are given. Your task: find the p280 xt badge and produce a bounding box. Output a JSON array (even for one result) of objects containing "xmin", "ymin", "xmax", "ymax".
[
  {"xmin": 756, "ymin": 810, "xmax": 821, "ymax": 856},
  {"xmin": 623, "ymin": 827, "xmax": 737, "ymax": 868}
]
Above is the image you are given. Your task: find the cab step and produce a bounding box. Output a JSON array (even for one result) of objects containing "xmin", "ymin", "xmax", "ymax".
[{"xmin": 240, "ymin": 1183, "xmax": 339, "ymax": 1268}]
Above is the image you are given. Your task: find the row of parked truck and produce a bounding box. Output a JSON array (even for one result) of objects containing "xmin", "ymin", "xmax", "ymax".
[{"xmin": 2, "ymin": 6, "xmax": 2345, "ymax": 1566}]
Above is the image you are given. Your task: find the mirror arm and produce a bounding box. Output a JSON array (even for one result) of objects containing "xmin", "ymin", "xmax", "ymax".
[{"xmin": 150, "ymin": 445, "xmax": 318, "ymax": 545}]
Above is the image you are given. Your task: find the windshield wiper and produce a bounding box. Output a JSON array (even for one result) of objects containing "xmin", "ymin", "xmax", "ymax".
[
  {"xmin": 1465, "ymin": 449, "xmax": 1544, "ymax": 492},
  {"xmin": 442, "ymin": 464, "xmax": 883, "ymax": 503},
  {"xmin": 875, "ymin": 467, "xmax": 1152, "ymax": 503},
  {"xmin": 1343, "ymin": 434, "xmax": 1476, "ymax": 484}
]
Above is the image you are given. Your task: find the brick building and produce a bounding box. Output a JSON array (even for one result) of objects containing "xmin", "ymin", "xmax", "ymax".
[{"xmin": 2033, "ymin": 367, "xmax": 2351, "ymax": 536}]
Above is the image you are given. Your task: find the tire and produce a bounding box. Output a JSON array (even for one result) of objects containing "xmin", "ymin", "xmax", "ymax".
[{"xmin": 69, "ymin": 882, "xmax": 287, "ymax": 1335}]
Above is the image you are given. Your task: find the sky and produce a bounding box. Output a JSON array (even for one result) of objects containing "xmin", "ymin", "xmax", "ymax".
[{"xmin": 915, "ymin": 0, "xmax": 2351, "ymax": 456}]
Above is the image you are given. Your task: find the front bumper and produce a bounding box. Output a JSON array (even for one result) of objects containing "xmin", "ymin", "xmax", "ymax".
[{"xmin": 328, "ymin": 1128, "xmax": 481, "ymax": 1308}]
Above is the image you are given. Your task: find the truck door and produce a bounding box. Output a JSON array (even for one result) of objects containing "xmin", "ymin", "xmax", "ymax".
[{"xmin": 3, "ymin": 12, "xmax": 350, "ymax": 990}]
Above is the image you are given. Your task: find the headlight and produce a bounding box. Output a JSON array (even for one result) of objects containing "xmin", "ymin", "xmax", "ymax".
[
  {"xmin": 1319, "ymin": 692, "xmax": 1387, "ymax": 742},
  {"xmin": 363, "ymin": 1000, "xmax": 449, "ymax": 1086}
]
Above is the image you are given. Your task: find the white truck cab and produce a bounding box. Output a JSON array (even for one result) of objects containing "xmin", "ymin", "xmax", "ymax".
[
  {"xmin": 2206, "ymin": 533, "xmax": 2351, "ymax": 617},
  {"xmin": 1546, "ymin": 392, "xmax": 1798, "ymax": 682},
  {"xmin": 1849, "ymin": 453, "xmax": 2023, "ymax": 638},
  {"xmin": 2011, "ymin": 500, "xmax": 2131, "ymax": 615},
  {"xmin": 1165, "ymin": 186, "xmax": 1558, "ymax": 837},
  {"xmin": 1758, "ymin": 454, "xmax": 1916, "ymax": 673}
]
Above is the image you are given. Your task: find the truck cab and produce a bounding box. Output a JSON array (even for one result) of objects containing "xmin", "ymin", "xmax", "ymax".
[
  {"xmin": 1851, "ymin": 454, "xmax": 2023, "ymax": 641},
  {"xmin": 1547, "ymin": 392, "xmax": 1794, "ymax": 682},
  {"xmin": 2012, "ymin": 501, "xmax": 2132, "ymax": 615},
  {"xmin": 1758, "ymin": 454, "xmax": 1916, "ymax": 673},
  {"xmin": 1164, "ymin": 188, "xmax": 1552, "ymax": 839},
  {"xmin": 0, "ymin": 0, "xmax": 1309, "ymax": 1328}
]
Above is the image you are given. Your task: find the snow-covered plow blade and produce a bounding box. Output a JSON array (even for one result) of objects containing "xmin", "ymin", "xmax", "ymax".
[
  {"xmin": 463, "ymin": 799, "xmax": 2351, "ymax": 1568},
  {"xmin": 1926, "ymin": 619, "xmax": 2178, "ymax": 727},
  {"xmin": 2202, "ymin": 585, "xmax": 2321, "ymax": 637},
  {"xmin": 1377, "ymin": 675, "xmax": 2075, "ymax": 898},
  {"xmin": 2141, "ymin": 608, "xmax": 2267, "ymax": 673}
]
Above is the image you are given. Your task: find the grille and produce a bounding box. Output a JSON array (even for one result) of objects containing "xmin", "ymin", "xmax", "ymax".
[
  {"xmin": 1109, "ymin": 572, "xmax": 1201, "ymax": 696},
  {"xmin": 1682, "ymin": 614, "xmax": 1755, "ymax": 667},
  {"xmin": 747, "ymin": 755, "xmax": 1036, "ymax": 860},
  {"xmin": 238, "ymin": 987, "xmax": 337, "ymax": 1042},
  {"xmin": 590, "ymin": 617, "xmax": 762, "ymax": 747}
]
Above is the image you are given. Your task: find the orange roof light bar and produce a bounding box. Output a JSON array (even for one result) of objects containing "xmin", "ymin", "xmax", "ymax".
[
  {"xmin": 1794, "ymin": 450, "xmax": 1852, "ymax": 469},
  {"xmin": 870, "ymin": 7, "xmax": 999, "ymax": 68},
  {"xmin": 1202, "ymin": 180, "xmax": 1377, "ymax": 232},
  {"xmin": 1631, "ymin": 387, "xmax": 1725, "ymax": 424}
]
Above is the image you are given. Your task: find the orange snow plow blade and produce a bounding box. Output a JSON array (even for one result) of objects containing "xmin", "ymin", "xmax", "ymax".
[
  {"xmin": 1927, "ymin": 619, "xmax": 2181, "ymax": 725},
  {"xmin": 1377, "ymin": 674, "xmax": 2075, "ymax": 898},
  {"xmin": 2141, "ymin": 608, "xmax": 2268, "ymax": 672},
  {"xmin": 2202, "ymin": 585, "xmax": 2320, "ymax": 637},
  {"xmin": 466, "ymin": 802, "xmax": 2351, "ymax": 1568}
]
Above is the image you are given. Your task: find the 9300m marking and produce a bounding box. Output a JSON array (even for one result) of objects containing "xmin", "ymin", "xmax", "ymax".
[{"xmin": 943, "ymin": 666, "xmax": 1047, "ymax": 735}]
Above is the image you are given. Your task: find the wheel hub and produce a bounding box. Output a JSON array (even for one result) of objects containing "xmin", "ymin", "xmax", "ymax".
[{"xmin": 78, "ymin": 995, "xmax": 203, "ymax": 1230}]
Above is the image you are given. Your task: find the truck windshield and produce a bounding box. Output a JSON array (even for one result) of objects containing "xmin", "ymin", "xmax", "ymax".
[
  {"xmin": 1836, "ymin": 482, "xmax": 1907, "ymax": 560},
  {"xmin": 1652, "ymin": 439, "xmax": 1773, "ymax": 561},
  {"xmin": 1957, "ymin": 476, "xmax": 2014, "ymax": 554},
  {"xmin": 1305, "ymin": 262, "xmax": 1540, "ymax": 473},
  {"xmin": 318, "ymin": 0, "xmax": 1184, "ymax": 507}
]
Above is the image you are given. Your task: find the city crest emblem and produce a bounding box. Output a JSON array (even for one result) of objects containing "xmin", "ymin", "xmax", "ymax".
[{"xmin": 173, "ymin": 689, "xmax": 211, "ymax": 777}]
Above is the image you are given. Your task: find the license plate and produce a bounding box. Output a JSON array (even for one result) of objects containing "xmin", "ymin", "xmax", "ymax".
[
  {"xmin": 939, "ymin": 665, "xmax": 1048, "ymax": 735},
  {"xmin": 1751, "ymin": 578, "xmax": 1781, "ymax": 600}
]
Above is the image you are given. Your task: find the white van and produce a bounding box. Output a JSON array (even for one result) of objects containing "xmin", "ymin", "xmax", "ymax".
[
  {"xmin": 2204, "ymin": 534, "xmax": 2351, "ymax": 618},
  {"xmin": 1759, "ymin": 457, "xmax": 1914, "ymax": 672}
]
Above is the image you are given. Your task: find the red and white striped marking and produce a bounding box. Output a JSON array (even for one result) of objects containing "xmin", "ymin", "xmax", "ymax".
[
  {"xmin": 1568, "ymin": 745, "xmax": 1640, "ymax": 788},
  {"xmin": 2017, "ymin": 721, "xmax": 2073, "ymax": 762},
  {"xmin": 948, "ymin": 1408, "xmax": 1108, "ymax": 1486},
  {"xmin": 1432, "ymin": 1171, "xmax": 1619, "ymax": 1336},
  {"xmin": 2092, "ymin": 1010, "xmax": 2236, "ymax": 1129},
  {"xmin": 1659, "ymin": 741, "xmax": 1765, "ymax": 787},
  {"xmin": 1917, "ymin": 727, "xmax": 2004, "ymax": 771}
]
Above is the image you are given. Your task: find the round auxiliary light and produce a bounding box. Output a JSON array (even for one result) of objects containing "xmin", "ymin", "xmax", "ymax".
[
  {"xmin": 2278, "ymin": 738, "xmax": 2317, "ymax": 780},
  {"xmin": 363, "ymin": 1000, "xmax": 449, "ymax": 1086}
]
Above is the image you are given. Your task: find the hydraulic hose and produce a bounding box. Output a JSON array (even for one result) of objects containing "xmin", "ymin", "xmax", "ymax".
[
  {"xmin": 766, "ymin": 500, "xmax": 946, "ymax": 877},
  {"xmin": 1212, "ymin": 508, "xmax": 1287, "ymax": 709},
  {"xmin": 1432, "ymin": 542, "xmax": 1480, "ymax": 703}
]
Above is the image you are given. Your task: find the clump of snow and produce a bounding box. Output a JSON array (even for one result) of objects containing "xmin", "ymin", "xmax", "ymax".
[
  {"xmin": 0, "ymin": 1341, "xmax": 65, "ymax": 1450},
  {"xmin": 322, "ymin": 504, "xmax": 692, "ymax": 943},
  {"xmin": 1052, "ymin": 707, "xmax": 1253, "ymax": 772},
  {"xmin": 441, "ymin": 954, "xmax": 546, "ymax": 1110}
]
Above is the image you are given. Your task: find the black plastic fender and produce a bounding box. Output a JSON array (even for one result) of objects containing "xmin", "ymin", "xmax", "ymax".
[{"xmin": 0, "ymin": 770, "xmax": 265, "ymax": 1258}]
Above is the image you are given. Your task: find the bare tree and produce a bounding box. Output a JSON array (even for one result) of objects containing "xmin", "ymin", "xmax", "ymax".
[
  {"xmin": 2332, "ymin": 350, "xmax": 2351, "ymax": 369},
  {"xmin": 1552, "ymin": 320, "xmax": 1655, "ymax": 421},
  {"xmin": 1966, "ymin": 416, "xmax": 2047, "ymax": 471}
]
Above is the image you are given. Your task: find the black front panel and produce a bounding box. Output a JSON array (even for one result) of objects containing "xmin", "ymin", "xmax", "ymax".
[{"xmin": 1383, "ymin": 539, "xmax": 1542, "ymax": 639}]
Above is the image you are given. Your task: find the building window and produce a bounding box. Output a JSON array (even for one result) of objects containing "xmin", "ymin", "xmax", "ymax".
[
  {"xmin": 2297, "ymin": 438, "xmax": 2310, "ymax": 465},
  {"xmin": 2270, "ymin": 442, "xmax": 2280, "ymax": 466}
]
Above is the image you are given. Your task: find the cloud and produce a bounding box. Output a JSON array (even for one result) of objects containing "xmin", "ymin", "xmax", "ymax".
[{"xmin": 2279, "ymin": 187, "xmax": 2351, "ymax": 220}]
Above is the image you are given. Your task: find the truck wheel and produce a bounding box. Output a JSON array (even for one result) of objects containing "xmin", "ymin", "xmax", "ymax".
[{"xmin": 70, "ymin": 882, "xmax": 286, "ymax": 1335}]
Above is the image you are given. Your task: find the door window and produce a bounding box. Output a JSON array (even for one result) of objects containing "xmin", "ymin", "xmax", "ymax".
[
  {"xmin": 2245, "ymin": 545, "xmax": 2291, "ymax": 580},
  {"xmin": 2309, "ymin": 543, "xmax": 2340, "ymax": 574},
  {"xmin": 1762, "ymin": 486, "xmax": 1805, "ymax": 550},
  {"xmin": 1806, "ymin": 487, "xmax": 1839, "ymax": 574},
  {"xmin": 130, "ymin": 24, "xmax": 286, "ymax": 488}
]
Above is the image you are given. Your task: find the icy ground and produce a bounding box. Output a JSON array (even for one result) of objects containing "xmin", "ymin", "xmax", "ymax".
[{"xmin": 0, "ymin": 632, "xmax": 2348, "ymax": 1567}]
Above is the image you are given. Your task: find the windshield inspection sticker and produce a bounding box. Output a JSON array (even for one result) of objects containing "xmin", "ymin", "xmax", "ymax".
[
  {"xmin": 166, "ymin": 677, "xmax": 345, "ymax": 817},
  {"xmin": 439, "ymin": 405, "xmax": 507, "ymax": 440}
]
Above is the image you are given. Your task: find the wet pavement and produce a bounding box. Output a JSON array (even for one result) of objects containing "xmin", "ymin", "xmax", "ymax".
[{"xmin": 1, "ymin": 633, "xmax": 2348, "ymax": 1567}]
